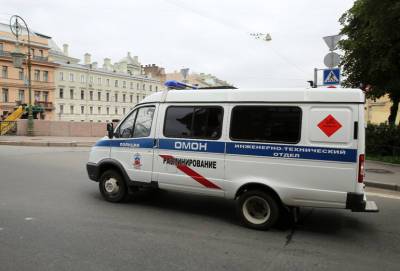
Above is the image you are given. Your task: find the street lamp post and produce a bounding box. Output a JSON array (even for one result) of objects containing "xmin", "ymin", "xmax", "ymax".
[{"xmin": 9, "ymin": 15, "xmax": 34, "ymax": 136}]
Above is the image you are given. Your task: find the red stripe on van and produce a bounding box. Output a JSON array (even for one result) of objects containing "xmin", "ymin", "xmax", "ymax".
[{"xmin": 159, "ymin": 155, "xmax": 221, "ymax": 189}]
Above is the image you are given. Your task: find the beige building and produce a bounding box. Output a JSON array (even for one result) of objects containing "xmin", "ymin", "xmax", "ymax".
[
  {"xmin": 165, "ymin": 70, "xmax": 232, "ymax": 88},
  {"xmin": 365, "ymin": 95, "xmax": 400, "ymax": 125},
  {"xmin": 49, "ymin": 43, "xmax": 164, "ymax": 122},
  {"xmin": 0, "ymin": 22, "xmax": 58, "ymax": 120}
]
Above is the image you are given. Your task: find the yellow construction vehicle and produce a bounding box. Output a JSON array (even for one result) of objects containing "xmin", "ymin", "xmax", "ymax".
[{"xmin": 0, "ymin": 106, "xmax": 24, "ymax": 135}]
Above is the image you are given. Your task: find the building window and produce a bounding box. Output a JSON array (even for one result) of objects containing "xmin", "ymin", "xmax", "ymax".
[
  {"xmin": 34, "ymin": 91, "xmax": 40, "ymax": 102},
  {"xmin": 115, "ymin": 107, "xmax": 118, "ymax": 115},
  {"xmin": 106, "ymin": 92, "xmax": 110, "ymax": 102},
  {"xmin": 70, "ymin": 89, "xmax": 74, "ymax": 99},
  {"xmin": 115, "ymin": 93, "xmax": 118, "ymax": 102},
  {"xmin": 81, "ymin": 90, "xmax": 85, "ymax": 100},
  {"xmin": 18, "ymin": 90, "xmax": 25, "ymax": 102},
  {"xmin": 149, "ymin": 85, "xmax": 152, "ymax": 91},
  {"xmin": 143, "ymin": 84, "xmax": 145, "ymax": 90},
  {"xmin": 19, "ymin": 68, "xmax": 24, "ymax": 80},
  {"xmin": 230, "ymin": 106, "xmax": 302, "ymax": 144},
  {"xmin": 69, "ymin": 73, "xmax": 74, "ymax": 81},
  {"xmin": 122, "ymin": 94, "xmax": 126, "ymax": 102},
  {"xmin": 97, "ymin": 77, "xmax": 102, "ymax": 85},
  {"xmin": 115, "ymin": 80, "xmax": 118, "ymax": 87},
  {"xmin": 123, "ymin": 81, "xmax": 126, "ymax": 88},
  {"xmin": 155, "ymin": 86, "xmax": 158, "ymax": 92},
  {"xmin": 98, "ymin": 107, "xmax": 101, "ymax": 114},
  {"xmin": 137, "ymin": 83, "xmax": 139, "ymax": 90},
  {"xmin": 43, "ymin": 71, "xmax": 48, "ymax": 82},
  {"xmin": 137, "ymin": 95, "xmax": 139, "ymax": 103},
  {"xmin": 143, "ymin": 95, "xmax": 146, "ymax": 100},
  {"xmin": 130, "ymin": 82, "xmax": 133, "ymax": 89},
  {"xmin": 31, "ymin": 48, "xmax": 35, "ymax": 56},
  {"xmin": 89, "ymin": 91, "xmax": 93, "ymax": 101},
  {"xmin": 34, "ymin": 70, "xmax": 40, "ymax": 81},
  {"xmin": 60, "ymin": 104, "xmax": 64, "ymax": 114},
  {"xmin": 43, "ymin": 91, "xmax": 49, "ymax": 102},
  {"xmin": 80, "ymin": 74, "xmax": 85, "ymax": 83},
  {"xmin": 106, "ymin": 79, "xmax": 110, "ymax": 86},
  {"xmin": 164, "ymin": 106, "xmax": 223, "ymax": 140},
  {"xmin": 1, "ymin": 88, "xmax": 8, "ymax": 102},
  {"xmin": 123, "ymin": 108, "xmax": 126, "ymax": 115},
  {"xmin": 106, "ymin": 107, "xmax": 110, "ymax": 115},
  {"xmin": 59, "ymin": 88, "xmax": 64, "ymax": 99},
  {"xmin": 1, "ymin": 66, "xmax": 8, "ymax": 78},
  {"xmin": 90, "ymin": 106, "xmax": 93, "ymax": 115},
  {"xmin": 0, "ymin": 43, "xmax": 3, "ymax": 51},
  {"xmin": 59, "ymin": 72, "xmax": 64, "ymax": 81},
  {"xmin": 39, "ymin": 50, "xmax": 44, "ymax": 57},
  {"xmin": 89, "ymin": 76, "xmax": 93, "ymax": 84},
  {"xmin": 130, "ymin": 94, "xmax": 133, "ymax": 103},
  {"xmin": 70, "ymin": 105, "xmax": 74, "ymax": 114},
  {"xmin": 98, "ymin": 91, "xmax": 101, "ymax": 101},
  {"xmin": 81, "ymin": 106, "xmax": 85, "ymax": 114}
]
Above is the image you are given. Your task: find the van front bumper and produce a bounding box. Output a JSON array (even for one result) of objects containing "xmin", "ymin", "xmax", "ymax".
[
  {"xmin": 346, "ymin": 192, "xmax": 379, "ymax": 212},
  {"xmin": 86, "ymin": 162, "xmax": 99, "ymax": 182}
]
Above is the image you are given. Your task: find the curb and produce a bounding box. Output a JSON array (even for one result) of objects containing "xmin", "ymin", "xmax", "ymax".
[
  {"xmin": 366, "ymin": 159, "xmax": 400, "ymax": 168},
  {"xmin": 365, "ymin": 180, "xmax": 399, "ymax": 191},
  {"xmin": 0, "ymin": 141, "xmax": 94, "ymax": 147}
]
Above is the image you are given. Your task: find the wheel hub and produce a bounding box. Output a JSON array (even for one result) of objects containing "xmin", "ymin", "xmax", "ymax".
[
  {"xmin": 243, "ymin": 196, "xmax": 271, "ymax": 225},
  {"xmin": 104, "ymin": 178, "xmax": 119, "ymax": 194}
]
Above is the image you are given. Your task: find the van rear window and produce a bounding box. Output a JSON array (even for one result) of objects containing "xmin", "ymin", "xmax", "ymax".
[
  {"xmin": 164, "ymin": 106, "xmax": 223, "ymax": 140},
  {"xmin": 230, "ymin": 106, "xmax": 301, "ymax": 144}
]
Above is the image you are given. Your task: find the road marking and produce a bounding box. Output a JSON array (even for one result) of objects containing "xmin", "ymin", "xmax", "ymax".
[
  {"xmin": 24, "ymin": 217, "xmax": 35, "ymax": 221},
  {"xmin": 366, "ymin": 192, "xmax": 400, "ymax": 200}
]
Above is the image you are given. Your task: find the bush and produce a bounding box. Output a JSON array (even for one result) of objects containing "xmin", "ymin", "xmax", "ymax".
[{"xmin": 366, "ymin": 123, "xmax": 400, "ymax": 157}]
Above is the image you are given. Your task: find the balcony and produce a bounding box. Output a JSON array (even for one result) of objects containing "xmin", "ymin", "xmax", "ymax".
[
  {"xmin": 34, "ymin": 101, "xmax": 54, "ymax": 110},
  {"xmin": 0, "ymin": 50, "xmax": 48, "ymax": 62}
]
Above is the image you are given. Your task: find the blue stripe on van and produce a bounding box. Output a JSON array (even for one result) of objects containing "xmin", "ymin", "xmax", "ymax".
[
  {"xmin": 95, "ymin": 138, "xmax": 357, "ymax": 163},
  {"xmin": 225, "ymin": 142, "xmax": 357, "ymax": 162},
  {"xmin": 94, "ymin": 138, "xmax": 154, "ymax": 148},
  {"xmin": 158, "ymin": 139, "xmax": 225, "ymax": 154}
]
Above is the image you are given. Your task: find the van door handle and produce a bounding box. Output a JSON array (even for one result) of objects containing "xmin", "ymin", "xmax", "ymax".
[{"xmin": 153, "ymin": 139, "xmax": 158, "ymax": 149}]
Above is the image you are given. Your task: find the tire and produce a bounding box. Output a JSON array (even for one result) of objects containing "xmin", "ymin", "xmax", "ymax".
[
  {"xmin": 236, "ymin": 190, "xmax": 280, "ymax": 230},
  {"xmin": 99, "ymin": 169, "xmax": 128, "ymax": 203}
]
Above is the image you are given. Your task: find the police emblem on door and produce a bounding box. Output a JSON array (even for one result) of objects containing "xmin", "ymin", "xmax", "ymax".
[{"xmin": 133, "ymin": 153, "xmax": 142, "ymax": 169}]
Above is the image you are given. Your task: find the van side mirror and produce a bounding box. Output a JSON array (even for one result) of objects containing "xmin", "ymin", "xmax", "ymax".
[{"xmin": 107, "ymin": 123, "xmax": 114, "ymax": 139}]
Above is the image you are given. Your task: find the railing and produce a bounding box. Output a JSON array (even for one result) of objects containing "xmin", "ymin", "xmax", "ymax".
[
  {"xmin": 34, "ymin": 101, "xmax": 53, "ymax": 109},
  {"xmin": 0, "ymin": 50, "xmax": 12, "ymax": 57},
  {"xmin": 0, "ymin": 50, "xmax": 48, "ymax": 62}
]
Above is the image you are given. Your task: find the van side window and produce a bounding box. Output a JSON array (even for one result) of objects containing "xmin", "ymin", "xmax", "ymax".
[
  {"xmin": 117, "ymin": 110, "xmax": 137, "ymax": 138},
  {"xmin": 230, "ymin": 106, "xmax": 301, "ymax": 144},
  {"xmin": 164, "ymin": 106, "xmax": 223, "ymax": 140},
  {"xmin": 132, "ymin": 107, "xmax": 155, "ymax": 138}
]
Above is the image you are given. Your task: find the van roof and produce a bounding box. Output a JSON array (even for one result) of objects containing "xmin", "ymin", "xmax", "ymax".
[{"xmin": 141, "ymin": 87, "xmax": 365, "ymax": 104}]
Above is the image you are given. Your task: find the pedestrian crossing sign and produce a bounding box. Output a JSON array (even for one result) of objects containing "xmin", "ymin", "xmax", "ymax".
[{"xmin": 323, "ymin": 68, "xmax": 340, "ymax": 85}]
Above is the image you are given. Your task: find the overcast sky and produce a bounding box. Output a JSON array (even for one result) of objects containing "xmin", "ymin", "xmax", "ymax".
[{"xmin": 0, "ymin": 0, "xmax": 355, "ymax": 88}]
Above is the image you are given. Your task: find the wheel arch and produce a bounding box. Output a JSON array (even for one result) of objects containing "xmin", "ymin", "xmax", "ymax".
[
  {"xmin": 235, "ymin": 182, "xmax": 283, "ymax": 207},
  {"xmin": 97, "ymin": 159, "xmax": 130, "ymax": 184}
]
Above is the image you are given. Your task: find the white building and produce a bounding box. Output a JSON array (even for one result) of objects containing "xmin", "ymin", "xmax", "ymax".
[{"xmin": 49, "ymin": 43, "xmax": 164, "ymax": 122}]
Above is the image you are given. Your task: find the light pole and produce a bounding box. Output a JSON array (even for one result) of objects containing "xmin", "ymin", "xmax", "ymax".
[{"xmin": 9, "ymin": 15, "xmax": 34, "ymax": 136}]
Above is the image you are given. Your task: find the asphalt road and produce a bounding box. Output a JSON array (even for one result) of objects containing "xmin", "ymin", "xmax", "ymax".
[{"xmin": 0, "ymin": 146, "xmax": 399, "ymax": 271}]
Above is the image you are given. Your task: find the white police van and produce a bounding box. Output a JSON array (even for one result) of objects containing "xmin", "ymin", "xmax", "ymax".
[{"xmin": 86, "ymin": 87, "xmax": 378, "ymax": 230}]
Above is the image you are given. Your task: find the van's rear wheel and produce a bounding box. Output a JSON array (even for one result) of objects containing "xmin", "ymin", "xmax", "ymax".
[
  {"xmin": 236, "ymin": 190, "xmax": 280, "ymax": 230},
  {"xmin": 99, "ymin": 169, "xmax": 128, "ymax": 202}
]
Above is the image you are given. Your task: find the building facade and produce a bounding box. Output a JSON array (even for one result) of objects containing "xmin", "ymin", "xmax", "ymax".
[
  {"xmin": 0, "ymin": 23, "xmax": 58, "ymax": 119},
  {"xmin": 165, "ymin": 70, "xmax": 232, "ymax": 88},
  {"xmin": 365, "ymin": 95, "xmax": 400, "ymax": 125},
  {"xmin": 50, "ymin": 44, "xmax": 164, "ymax": 122}
]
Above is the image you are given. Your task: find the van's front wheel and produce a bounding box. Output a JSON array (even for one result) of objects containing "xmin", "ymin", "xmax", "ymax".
[
  {"xmin": 99, "ymin": 169, "xmax": 128, "ymax": 203},
  {"xmin": 236, "ymin": 190, "xmax": 280, "ymax": 230}
]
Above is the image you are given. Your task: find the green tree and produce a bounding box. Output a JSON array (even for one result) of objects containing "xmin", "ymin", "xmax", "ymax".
[{"xmin": 339, "ymin": 0, "xmax": 400, "ymax": 125}]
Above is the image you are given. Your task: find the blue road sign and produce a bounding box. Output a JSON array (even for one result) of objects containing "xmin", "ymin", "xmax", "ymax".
[{"xmin": 323, "ymin": 68, "xmax": 340, "ymax": 85}]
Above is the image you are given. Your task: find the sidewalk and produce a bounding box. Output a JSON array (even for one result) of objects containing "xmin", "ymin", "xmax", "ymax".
[
  {"xmin": 0, "ymin": 135, "xmax": 99, "ymax": 147},
  {"xmin": 365, "ymin": 160, "xmax": 400, "ymax": 191},
  {"xmin": 0, "ymin": 136, "xmax": 399, "ymax": 191}
]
